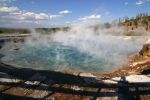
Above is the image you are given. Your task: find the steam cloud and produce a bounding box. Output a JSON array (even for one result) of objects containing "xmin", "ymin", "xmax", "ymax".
[{"xmin": 0, "ymin": 22, "xmax": 147, "ymax": 72}]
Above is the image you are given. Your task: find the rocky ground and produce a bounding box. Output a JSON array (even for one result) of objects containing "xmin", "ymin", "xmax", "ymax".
[{"xmin": 0, "ymin": 38, "xmax": 149, "ymax": 100}]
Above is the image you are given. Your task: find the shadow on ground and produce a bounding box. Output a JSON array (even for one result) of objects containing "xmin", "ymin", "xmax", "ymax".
[{"xmin": 0, "ymin": 54, "xmax": 149, "ymax": 100}]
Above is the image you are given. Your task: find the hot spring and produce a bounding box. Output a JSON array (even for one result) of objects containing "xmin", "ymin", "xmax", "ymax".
[
  {"xmin": 0, "ymin": 25, "xmax": 147, "ymax": 72},
  {"xmin": 0, "ymin": 36, "xmax": 145, "ymax": 72}
]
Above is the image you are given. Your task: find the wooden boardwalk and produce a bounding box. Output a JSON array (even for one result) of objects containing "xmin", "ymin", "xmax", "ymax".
[{"xmin": 0, "ymin": 59, "xmax": 149, "ymax": 100}]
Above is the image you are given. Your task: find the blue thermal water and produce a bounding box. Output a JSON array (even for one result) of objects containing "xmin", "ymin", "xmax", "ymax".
[
  {"xmin": 0, "ymin": 36, "xmax": 145, "ymax": 72},
  {"xmin": 0, "ymin": 42, "xmax": 123, "ymax": 72}
]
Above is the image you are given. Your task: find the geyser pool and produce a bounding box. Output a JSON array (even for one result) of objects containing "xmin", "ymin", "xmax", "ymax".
[{"xmin": 0, "ymin": 37, "xmax": 145, "ymax": 72}]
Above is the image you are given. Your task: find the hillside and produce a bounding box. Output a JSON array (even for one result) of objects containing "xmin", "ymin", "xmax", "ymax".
[{"xmin": 121, "ymin": 13, "xmax": 150, "ymax": 33}]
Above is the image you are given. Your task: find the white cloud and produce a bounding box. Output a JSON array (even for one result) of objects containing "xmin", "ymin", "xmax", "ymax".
[
  {"xmin": 59, "ymin": 10, "xmax": 71, "ymax": 15},
  {"xmin": 22, "ymin": 12, "xmax": 50, "ymax": 20},
  {"xmin": 78, "ymin": 14, "xmax": 101, "ymax": 22},
  {"xmin": 0, "ymin": 6, "xmax": 63, "ymax": 27},
  {"xmin": 49, "ymin": 15, "xmax": 61, "ymax": 19},
  {"xmin": 36, "ymin": 13, "xmax": 49, "ymax": 20},
  {"xmin": 135, "ymin": 0, "xmax": 150, "ymax": 6},
  {"xmin": 136, "ymin": 0, "xmax": 145, "ymax": 6},
  {"xmin": 0, "ymin": 2, "xmax": 72, "ymax": 27},
  {"xmin": 0, "ymin": 6, "xmax": 20, "ymax": 13},
  {"xmin": 22, "ymin": 12, "xmax": 36, "ymax": 20},
  {"xmin": 0, "ymin": 11, "xmax": 47, "ymax": 21}
]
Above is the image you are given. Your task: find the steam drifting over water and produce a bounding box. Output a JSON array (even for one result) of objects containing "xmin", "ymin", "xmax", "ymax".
[{"xmin": 0, "ymin": 23, "xmax": 146, "ymax": 72}]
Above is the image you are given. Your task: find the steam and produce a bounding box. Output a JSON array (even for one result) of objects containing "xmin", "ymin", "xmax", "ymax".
[
  {"xmin": 26, "ymin": 23, "xmax": 144, "ymax": 56},
  {"xmin": 0, "ymin": 22, "xmax": 147, "ymax": 72},
  {"xmin": 49, "ymin": 23, "xmax": 144, "ymax": 66}
]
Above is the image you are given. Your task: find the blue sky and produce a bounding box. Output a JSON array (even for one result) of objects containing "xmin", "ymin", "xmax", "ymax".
[{"xmin": 0, "ymin": 0, "xmax": 150, "ymax": 28}]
